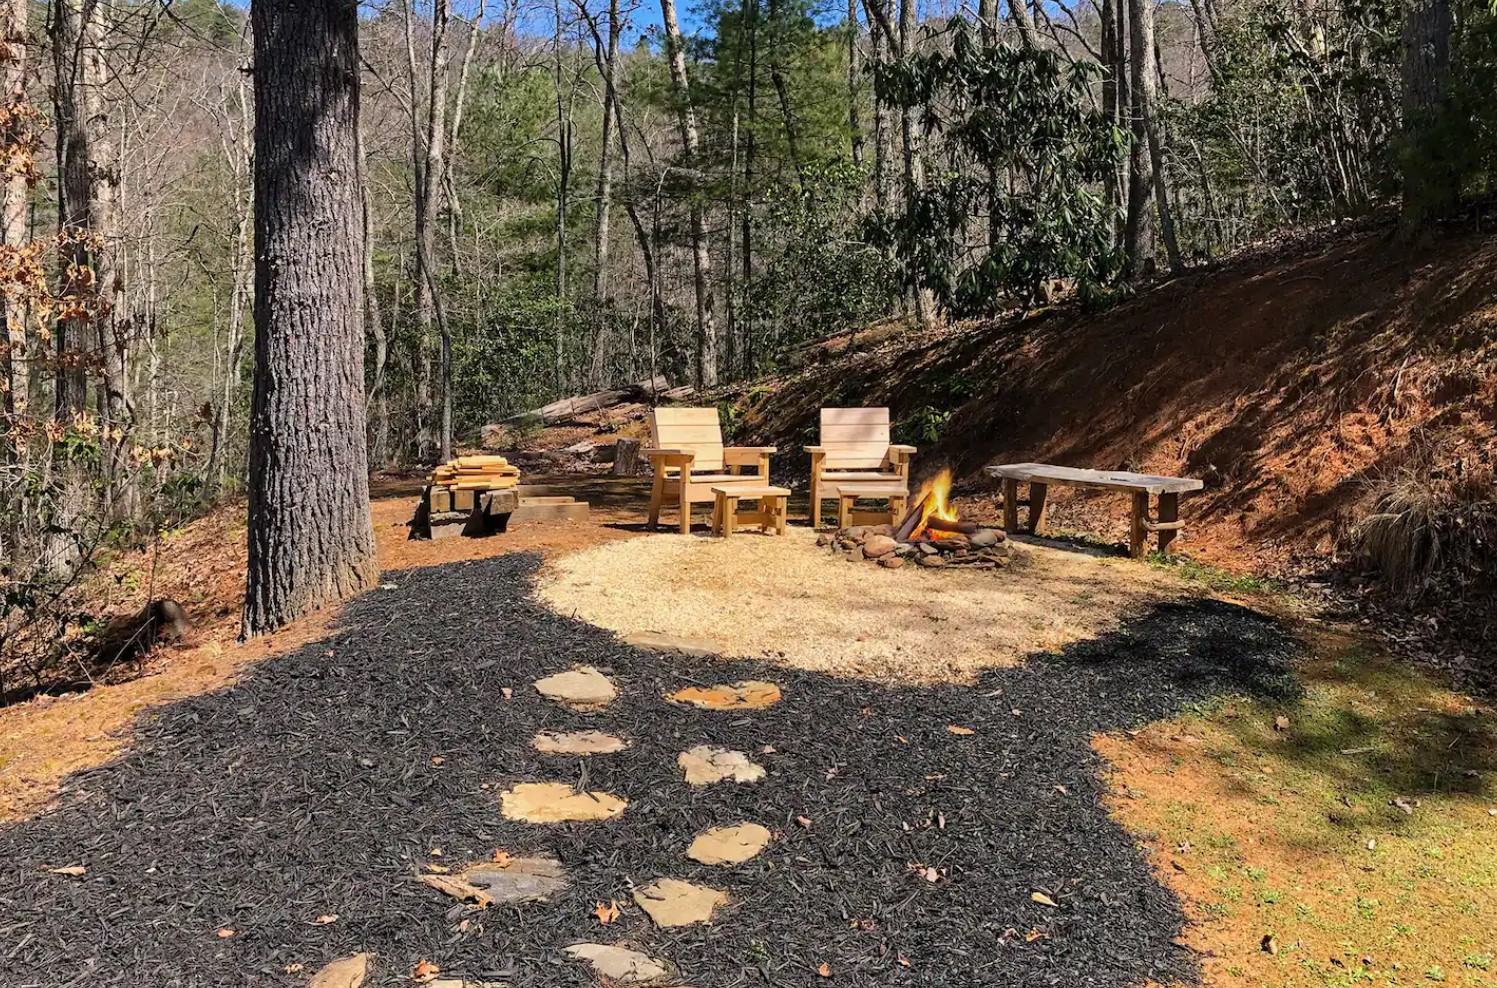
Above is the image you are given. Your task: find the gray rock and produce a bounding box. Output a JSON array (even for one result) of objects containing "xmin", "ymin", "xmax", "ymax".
[{"xmin": 969, "ymin": 528, "xmax": 1000, "ymax": 548}]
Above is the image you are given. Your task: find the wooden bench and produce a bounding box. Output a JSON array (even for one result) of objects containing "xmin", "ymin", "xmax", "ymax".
[
  {"xmin": 836, "ymin": 483, "xmax": 909, "ymax": 529},
  {"xmin": 983, "ymin": 463, "xmax": 1204, "ymax": 558},
  {"xmin": 711, "ymin": 484, "xmax": 790, "ymax": 537}
]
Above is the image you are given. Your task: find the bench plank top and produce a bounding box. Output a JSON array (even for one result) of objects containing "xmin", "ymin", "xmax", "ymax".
[{"xmin": 985, "ymin": 462, "xmax": 1204, "ymax": 496}]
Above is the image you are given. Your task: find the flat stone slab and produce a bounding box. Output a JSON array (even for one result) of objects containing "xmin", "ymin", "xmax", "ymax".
[
  {"xmin": 625, "ymin": 631, "xmax": 718, "ymax": 657},
  {"xmin": 686, "ymin": 822, "xmax": 772, "ymax": 866},
  {"xmin": 533, "ymin": 730, "xmax": 628, "ymax": 756},
  {"xmin": 563, "ymin": 943, "xmax": 672, "ymax": 984},
  {"xmin": 632, "ymin": 878, "xmax": 728, "ymax": 927},
  {"xmin": 310, "ymin": 954, "xmax": 370, "ymax": 988},
  {"xmin": 500, "ymin": 782, "xmax": 627, "ymax": 823},
  {"xmin": 533, "ymin": 666, "xmax": 616, "ymax": 711},
  {"xmin": 678, "ymin": 746, "xmax": 765, "ymax": 786},
  {"xmin": 463, "ymin": 856, "xmax": 568, "ymax": 904},
  {"xmin": 667, "ymin": 681, "xmax": 782, "ymax": 710}
]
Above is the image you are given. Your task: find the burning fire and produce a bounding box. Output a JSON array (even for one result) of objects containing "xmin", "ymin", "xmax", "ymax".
[{"xmin": 913, "ymin": 468, "xmax": 961, "ymax": 539}]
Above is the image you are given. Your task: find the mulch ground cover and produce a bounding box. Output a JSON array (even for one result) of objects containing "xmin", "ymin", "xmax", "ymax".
[{"xmin": 0, "ymin": 555, "xmax": 1301, "ymax": 988}]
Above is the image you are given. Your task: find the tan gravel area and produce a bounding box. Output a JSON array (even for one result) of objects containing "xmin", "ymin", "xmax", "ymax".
[{"xmin": 539, "ymin": 529, "xmax": 1185, "ymax": 685}]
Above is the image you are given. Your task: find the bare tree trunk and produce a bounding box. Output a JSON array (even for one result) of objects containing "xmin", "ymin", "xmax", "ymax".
[
  {"xmin": 1124, "ymin": 0, "xmax": 1153, "ymax": 278},
  {"xmin": 244, "ymin": 0, "xmax": 378, "ymax": 637},
  {"xmin": 553, "ymin": 0, "xmax": 572, "ymax": 390},
  {"xmin": 1, "ymin": 0, "xmax": 26, "ymax": 439},
  {"xmin": 208, "ymin": 71, "xmax": 252, "ymax": 493},
  {"xmin": 1133, "ymin": 0, "xmax": 1181, "ymax": 273},
  {"xmin": 897, "ymin": 0, "xmax": 933, "ymax": 327},
  {"xmin": 868, "ymin": 0, "xmax": 892, "ymax": 210},
  {"xmin": 589, "ymin": 0, "xmax": 620, "ymax": 386},
  {"xmin": 357, "ymin": 95, "xmax": 390, "ymax": 469},
  {"xmin": 1399, "ymin": 0, "xmax": 1455, "ymax": 234},
  {"xmin": 404, "ymin": 0, "xmax": 442, "ymax": 462},
  {"xmin": 661, "ymin": 0, "xmax": 718, "ymax": 387},
  {"xmin": 1009, "ymin": 0, "xmax": 1038, "ymax": 46},
  {"xmin": 847, "ymin": 0, "xmax": 863, "ymax": 168},
  {"xmin": 1100, "ymin": 0, "xmax": 1121, "ymax": 243}
]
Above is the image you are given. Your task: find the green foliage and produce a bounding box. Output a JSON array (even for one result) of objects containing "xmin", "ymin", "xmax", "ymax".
[
  {"xmin": 869, "ymin": 19, "xmax": 1126, "ymax": 313},
  {"xmin": 741, "ymin": 160, "xmax": 897, "ymax": 363}
]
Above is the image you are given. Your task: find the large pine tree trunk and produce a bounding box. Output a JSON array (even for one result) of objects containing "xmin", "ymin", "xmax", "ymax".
[
  {"xmin": 1399, "ymin": 0, "xmax": 1455, "ymax": 233},
  {"xmin": 243, "ymin": 0, "xmax": 378, "ymax": 638},
  {"xmin": 660, "ymin": 0, "xmax": 718, "ymax": 388}
]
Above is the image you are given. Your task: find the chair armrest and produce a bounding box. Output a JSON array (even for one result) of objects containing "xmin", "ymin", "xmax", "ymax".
[
  {"xmin": 889, "ymin": 444, "xmax": 917, "ymax": 454},
  {"xmin": 723, "ymin": 446, "xmax": 774, "ymax": 475},
  {"xmin": 644, "ymin": 447, "xmax": 694, "ymax": 459},
  {"xmin": 726, "ymin": 446, "xmax": 778, "ymax": 455},
  {"xmin": 804, "ymin": 445, "xmax": 827, "ymax": 453}
]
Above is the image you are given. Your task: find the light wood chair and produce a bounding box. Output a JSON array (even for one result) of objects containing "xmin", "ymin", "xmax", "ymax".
[
  {"xmin": 644, "ymin": 407, "xmax": 777, "ymax": 534},
  {"xmin": 806, "ymin": 407, "xmax": 916, "ymax": 529}
]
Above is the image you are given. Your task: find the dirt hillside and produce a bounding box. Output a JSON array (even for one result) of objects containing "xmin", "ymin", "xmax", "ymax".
[{"xmin": 736, "ymin": 220, "xmax": 1497, "ymax": 577}]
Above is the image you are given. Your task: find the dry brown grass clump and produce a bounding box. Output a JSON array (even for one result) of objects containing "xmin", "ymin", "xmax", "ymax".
[{"xmin": 1353, "ymin": 458, "xmax": 1497, "ymax": 599}]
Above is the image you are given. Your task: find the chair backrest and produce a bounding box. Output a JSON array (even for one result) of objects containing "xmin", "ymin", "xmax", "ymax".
[
  {"xmin": 820, "ymin": 407, "xmax": 891, "ymax": 470},
  {"xmin": 649, "ymin": 407, "xmax": 725, "ymax": 472}
]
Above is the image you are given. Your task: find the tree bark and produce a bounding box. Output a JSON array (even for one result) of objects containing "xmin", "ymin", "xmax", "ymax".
[
  {"xmin": 1124, "ymin": 0, "xmax": 1153, "ymax": 278},
  {"xmin": 847, "ymin": 0, "xmax": 863, "ymax": 168},
  {"xmin": 1399, "ymin": 0, "xmax": 1455, "ymax": 234},
  {"xmin": 208, "ymin": 70, "xmax": 253, "ymax": 493},
  {"xmin": 589, "ymin": 0, "xmax": 621, "ymax": 385},
  {"xmin": 1, "ymin": 0, "xmax": 26, "ymax": 436},
  {"xmin": 1009, "ymin": 0, "xmax": 1038, "ymax": 47},
  {"xmin": 1132, "ymin": 0, "xmax": 1181, "ymax": 273},
  {"xmin": 660, "ymin": 0, "xmax": 718, "ymax": 387},
  {"xmin": 243, "ymin": 0, "xmax": 378, "ymax": 637},
  {"xmin": 897, "ymin": 0, "xmax": 933, "ymax": 327}
]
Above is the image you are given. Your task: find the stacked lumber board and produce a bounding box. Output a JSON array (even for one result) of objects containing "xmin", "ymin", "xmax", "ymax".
[{"xmin": 430, "ymin": 455, "xmax": 521, "ymax": 490}]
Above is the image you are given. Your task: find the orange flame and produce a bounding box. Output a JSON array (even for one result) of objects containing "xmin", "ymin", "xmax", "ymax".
[{"xmin": 914, "ymin": 468, "xmax": 960, "ymax": 538}]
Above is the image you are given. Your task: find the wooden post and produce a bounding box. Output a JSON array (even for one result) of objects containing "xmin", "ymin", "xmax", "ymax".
[
  {"xmin": 1002, "ymin": 478, "xmax": 1019, "ymax": 533},
  {"xmin": 809, "ymin": 451, "xmax": 825, "ymax": 528},
  {"xmin": 648, "ymin": 472, "xmax": 664, "ymax": 528},
  {"xmin": 1157, "ymin": 492, "xmax": 1179, "ymax": 554},
  {"xmin": 612, "ymin": 437, "xmax": 641, "ymax": 475},
  {"xmin": 1029, "ymin": 482, "xmax": 1049, "ymax": 535},
  {"xmin": 1130, "ymin": 491, "xmax": 1149, "ymax": 558}
]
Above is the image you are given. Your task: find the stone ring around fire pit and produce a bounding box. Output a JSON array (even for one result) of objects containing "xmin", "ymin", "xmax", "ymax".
[{"xmin": 818, "ymin": 523, "xmax": 1011, "ymax": 570}]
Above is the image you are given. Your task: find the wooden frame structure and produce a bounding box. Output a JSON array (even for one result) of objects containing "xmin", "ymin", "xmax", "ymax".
[
  {"xmin": 984, "ymin": 462, "xmax": 1204, "ymax": 557},
  {"xmin": 711, "ymin": 484, "xmax": 791, "ymax": 537},
  {"xmin": 805, "ymin": 407, "xmax": 916, "ymax": 529},
  {"xmin": 644, "ymin": 407, "xmax": 777, "ymax": 534}
]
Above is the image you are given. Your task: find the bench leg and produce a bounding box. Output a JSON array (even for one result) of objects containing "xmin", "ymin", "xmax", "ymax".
[
  {"xmin": 1157, "ymin": 492, "xmax": 1179, "ymax": 554},
  {"xmin": 1130, "ymin": 492, "xmax": 1149, "ymax": 558},
  {"xmin": 724, "ymin": 497, "xmax": 737, "ymax": 537},
  {"xmin": 838, "ymin": 496, "xmax": 851, "ymax": 530},
  {"xmin": 679, "ymin": 487, "xmax": 693, "ymax": 535},
  {"xmin": 648, "ymin": 474, "xmax": 664, "ymax": 529},
  {"xmin": 1002, "ymin": 479, "xmax": 1019, "ymax": 533},
  {"xmin": 810, "ymin": 476, "xmax": 821, "ymax": 529},
  {"xmin": 1029, "ymin": 482, "xmax": 1049, "ymax": 536}
]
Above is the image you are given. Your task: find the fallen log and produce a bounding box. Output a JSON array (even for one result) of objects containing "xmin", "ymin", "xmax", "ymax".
[
  {"xmin": 501, "ymin": 375, "xmax": 669, "ymax": 426},
  {"xmin": 923, "ymin": 516, "xmax": 979, "ymax": 536},
  {"xmin": 893, "ymin": 493, "xmax": 931, "ymax": 542}
]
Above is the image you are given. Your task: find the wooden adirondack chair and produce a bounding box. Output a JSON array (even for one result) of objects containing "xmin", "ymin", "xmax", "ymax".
[
  {"xmin": 645, "ymin": 407, "xmax": 777, "ymax": 534},
  {"xmin": 805, "ymin": 407, "xmax": 917, "ymax": 529}
]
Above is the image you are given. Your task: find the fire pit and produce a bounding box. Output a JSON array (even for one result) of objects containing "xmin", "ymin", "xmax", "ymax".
[{"xmin": 817, "ymin": 469, "xmax": 1012, "ymax": 570}]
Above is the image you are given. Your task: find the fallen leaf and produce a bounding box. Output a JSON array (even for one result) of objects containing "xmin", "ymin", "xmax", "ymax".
[
  {"xmin": 48, "ymin": 865, "xmax": 86, "ymax": 876},
  {"xmin": 1391, "ymin": 797, "xmax": 1414, "ymax": 815},
  {"xmin": 897, "ymin": 953, "xmax": 912, "ymax": 968},
  {"xmin": 1273, "ymin": 715, "xmax": 1290, "ymax": 731},
  {"xmin": 216, "ymin": 928, "xmax": 235, "ymax": 938},
  {"xmin": 431, "ymin": 756, "xmax": 446, "ymax": 766},
  {"xmin": 907, "ymin": 863, "xmax": 940, "ymax": 883},
  {"xmin": 491, "ymin": 849, "xmax": 514, "ymax": 867},
  {"xmin": 1261, "ymin": 933, "xmax": 1278, "ymax": 955},
  {"xmin": 1053, "ymin": 785, "xmax": 1068, "ymax": 795},
  {"xmin": 426, "ymin": 864, "xmax": 451, "ymax": 874},
  {"xmin": 1030, "ymin": 892, "xmax": 1058, "ymax": 908},
  {"xmin": 313, "ymin": 914, "xmax": 339, "ymax": 925},
  {"xmin": 593, "ymin": 900, "xmax": 621, "ymax": 925},
  {"xmin": 412, "ymin": 959, "xmax": 441, "ymax": 983},
  {"xmin": 762, "ymin": 745, "xmax": 777, "ymax": 754},
  {"xmin": 894, "ymin": 734, "xmax": 908, "ymax": 744},
  {"xmin": 284, "ymin": 963, "xmax": 304, "ymax": 974},
  {"xmin": 429, "ymin": 848, "xmax": 443, "ymax": 857},
  {"xmin": 946, "ymin": 725, "xmax": 974, "ymax": 736},
  {"xmin": 1025, "ymin": 928, "xmax": 1047, "ymax": 943},
  {"xmin": 1366, "ymin": 839, "xmax": 1376, "ymax": 851},
  {"xmin": 501, "ymin": 687, "xmax": 514, "ymax": 699},
  {"xmin": 797, "ymin": 815, "xmax": 813, "ymax": 829},
  {"xmin": 817, "ymin": 962, "xmax": 832, "ymax": 978}
]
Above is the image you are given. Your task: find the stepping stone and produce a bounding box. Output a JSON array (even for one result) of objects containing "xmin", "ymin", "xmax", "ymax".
[
  {"xmin": 667, "ymin": 680, "xmax": 782, "ymax": 710},
  {"xmin": 625, "ymin": 631, "xmax": 717, "ymax": 657},
  {"xmin": 500, "ymin": 782, "xmax": 627, "ymax": 823},
  {"xmin": 429, "ymin": 980, "xmax": 509, "ymax": 988},
  {"xmin": 563, "ymin": 943, "xmax": 673, "ymax": 984},
  {"xmin": 533, "ymin": 730, "xmax": 628, "ymax": 756},
  {"xmin": 633, "ymin": 878, "xmax": 728, "ymax": 927},
  {"xmin": 677, "ymin": 745, "xmax": 765, "ymax": 786},
  {"xmin": 686, "ymin": 822, "xmax": 772, "ymax": 865},
  {"xmin": 534, "ymin": 666, "xmax": 617, "ymax": 711},
  {"xmin": 465, "ymin": 856, "xmax": 567, "ymax": 902},
  {"xmin": 310, "ymin": 954, "xmax": 370, "ymax": 988}
]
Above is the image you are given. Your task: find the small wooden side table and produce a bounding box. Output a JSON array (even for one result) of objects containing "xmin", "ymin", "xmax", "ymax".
[
  {"xmin": 836, "ymin": 484, "xmax": 909, "ymax": 529},
  {"xmin": 711, "ymin": 484, "xmax": 791, "ymax": 537}
]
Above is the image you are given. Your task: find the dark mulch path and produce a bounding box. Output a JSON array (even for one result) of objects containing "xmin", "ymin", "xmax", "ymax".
[{"xmin": 0, "ymin": 555, "xmax": 1301, "ymax": 988}]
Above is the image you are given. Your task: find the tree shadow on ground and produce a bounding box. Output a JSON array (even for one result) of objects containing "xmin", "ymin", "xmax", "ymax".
[{"xmin": 0, "ymin": 555, "xmax": 1307, "ymax": 988}]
